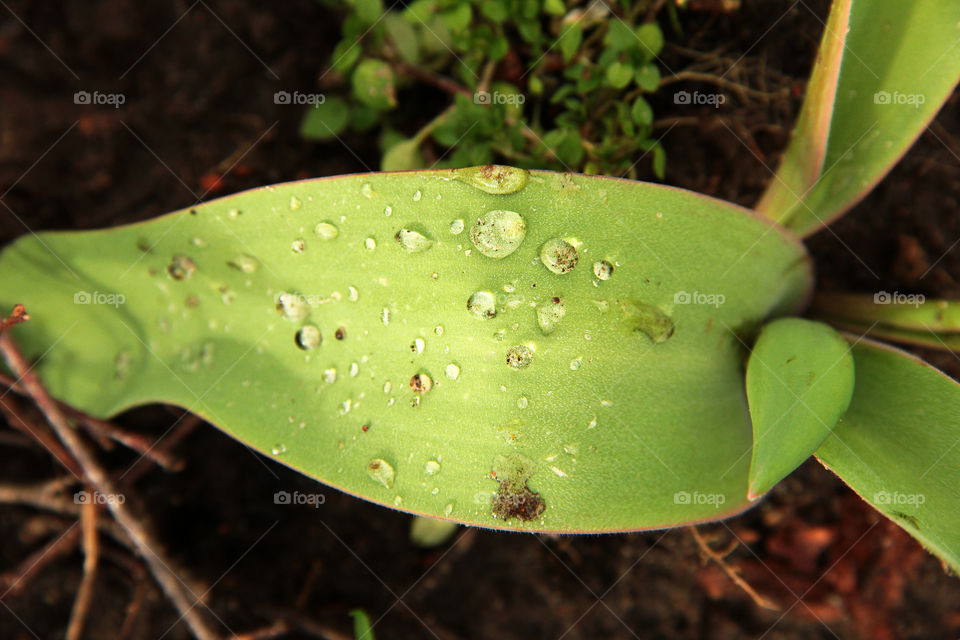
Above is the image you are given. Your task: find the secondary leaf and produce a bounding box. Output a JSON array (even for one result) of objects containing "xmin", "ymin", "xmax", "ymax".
[
  {"xmin": 757, "ymin": 0, "xmax": 960, "ymax": 236},
  {"xmin": 816, "ymin": 338, "xmax": 960, "ymax": 572},
  {"xmin": 746, "ymin": 318, "xmax": 855, "ymax": 499},
  {"xmin": 0, "ymin": 168, "xmax": 812, "ymax": 532}
]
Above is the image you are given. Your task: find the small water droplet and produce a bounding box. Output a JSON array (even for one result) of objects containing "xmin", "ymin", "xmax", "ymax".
[
  {"xmin": 381, "ymin": 307, "xmax": 391, "ymax": 325},
  {"xmin": 412, "ymin": 338, "xmax": 425, "ymax": 354},
  {"xmin": 323, "ymin": 368, "xmax": 337, "ymax": 384},
  {"xmin": 364, "ymin": 237, "xmax": 377, "ymax": 251},
  {"xmin": 167, "ymin": 255, "xmax": 196, "ymax": 280},
  {"xmin": 227, "ymin": 254, "xmax": 258, "ymax": 273},
  {"xmin": 347, "ymin": 286, "xmax": 359, "ymax": 301},
  {"xmin": 367, "ymin": 458, "xmax": 395, "ymax": 488},
  {"xmin": 412, "ymin": 189, "xmax": 422, "ymax": 201},
  {"xmin": 271, "ymin": 444, "xmax": 287, "ymax": 456},
  {"xmin": 314, "ymin": 222, "xmax": 339, "ymax": 240},
  {"xmin": 384, "ymin": 205, "xmax": 393, "ymax": 217},
  {"xmin": 443, "ymin": 503, "xmax": 453, "ymax": 517},
  {"xmin": 295, "ymin": 325, "xmax": 321, "ymax": 350},
  {"xmin": 393, "ymin": 495, "xmax": 403, "ymax": 506},
  {"xmin": 227, "ymin": 208, "xmax": 241, "ymax": 218},
  {"xmin": 340, "ymin": 399, "xmax": 352, "ymax": 414},
  {"xmin": 540, "ymin": 238, "xmax": 578, "ymax": 274},
  {"xmin": 395, "ymin": 228, "xmax": 434, "ymax": 252},
  {"xmin": 350, "ymin": 362, "xmax": 359, "ymax": 377},
  {"xmin": 361, "ymin": 183, "xmax": 374, "ymax": 199},
  {"xmin": 593, "ymin": 260, "xmax": 614, "ymax": 280},
  {"xmin": 469, "ymin": 210, "xmax": 527, "ymax": 259},
  {"xmin": 506, "ymin": 345, "xmax": 534, "ymax": 369},
  {"xmin": 291, "ymin": 238, "xmax": 306, "ymax": 253},
  {"xmin": 383, "ymin": 381, "xmax": 392, "ymax": 394},
  {"xmin": 467, "ymin": 291, "xmax": 497, "ymax": 320},
  {"xmin": 424, "ymin": 460, "xmax": 441, "ymax": 475},
  {"xmin": 192, "ymin": 237, "xmax": 207, "ymax": 248},
  {"xmin": 289, "ymin": 196, "xmax": 302, "ymax": 210},
  {"xmin": 569, "ymin": 357, "xmax": 582, "ymax": 370},
  {"xmin": 449, "ymin": 219, "xmax": 465, "ymax": 234},
  {"xmin": 517, "ymin": 395, "xmax": 529, "ymax": 409},
  {"xmin": 452, "ymin": 165, "xmax": 530, "ymax": 194},
  {"xmin": 410, "ymin": 373, "xmax": 433, "ymax": 393},
  {"xmin": 588, "ymin": 416, "xmax": 598, "ymax": 429},
  {"xmin": 445, "ymin": 363, "xmax": 460, "ymax": 380},
  {"xmin": 434, "ymin": 325, "xmax": 444, "ymax": 336},
  {"xmin": 536, "ymin": 297, "xmax": 566, "ymax": 334}
]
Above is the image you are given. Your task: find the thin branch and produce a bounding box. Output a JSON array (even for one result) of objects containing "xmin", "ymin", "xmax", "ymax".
[
  {"xmin": 0, "ymin": 523, "xmax": 81, "ymax": 595},
  {"xmin": 66, "ymin": 497, "xmax": 100, "ymax": 640},
  {"xmin": 688, "ymin": 526, "xmax": 779, "ymax": 611}
]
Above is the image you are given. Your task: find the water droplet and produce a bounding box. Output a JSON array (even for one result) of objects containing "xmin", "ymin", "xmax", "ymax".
[
  {"xmin": 167, "ymin": 255, "xmax": 196, "ymax": 280},
  {"xmin": 347, "ymin": 286, "xmax": 359, "ymax": 301},
  {"xmin": 383, "ymin": 381, "xmax": 392, "ymax": 394},
  {"xmin": 412, "ymin": 189, "xmax": 422, "ymax": 201},
  {"xmin": 563, "ymin": 443, "xmax": 579, "ymax": 455},
  {"xmin": 364, "ymin": 237, "xmax": 377, "ymax": 251},
  {"xmin": 424, "ymin": 460, "xmax": 441, "ymax": 475},
  {"xmin": 227, "ymin": 208, "xmax": 241, "ymax": 218},
  {"xmin": 449, "ymin": 219, "xmax": 465, "ymax": 234},
  {"xmin": 540, "ymin": 238, "xmax": 578, "ymax": 274},
  {"xmin": 443, "ymin": 503, "xmax": 453, "ymax": 517},
  {"xmin": 410, "ymin": 373, "xmax": 433, "ymax": 393},
  {"xmin": 384, "ymin": 205, "xmax": 393, "ymax": 217},
  {"xmin": 452, "ymin": 165, "xmax": 530, "ymax": 194},
  {"xmin": 395, "ymin": 228, "xmax": 434, "ymax": 252},
  {"xmin": 314, "ymin": 222, "xmax": 339, "ymax": 240},
  {"xmin": 517, "ymin": 395, "xmax": 529, "ymax": 409},
  {"xmin": 350, "ymin": 362, "xmax": 359, "ymax": 377},
  {"xmin": 276, "ymin": 292, "xmax": 309, "ymax": 322},
  {"xmin": 506, "ymin": 345, "xmax": 534, "ymax": 369},
  {"xmin": 192, "ymin": 237, "xmax": 207, "ymax": 248},
  {"xmin": 569, "ymin": 357, "xmax": 582, "ymax": 371},
  {"xmin": 227, "ymin": 254, "xmax": 258, "ymax": 273},
  {"xmin": 621, "ymin": 300, "xmax": 675, "ymax": 344},
  {"xmin": 434, "ymin": 325, "xmax": 444, "ymax": 336},
  {"xmin": 361, "ymin": 183, "xmax": 374, "ymax": 199},
  {"xmin": 393, "ymin": 495, "xmax": 403, "ymax": 506},
  {"xmin": 271, "ymin": 444, "xmax": 287, "ymax": 456},
  {"xmin": 469, "ymin": 210, "xmax": 527, "ymax": 259},
  {"xmin": 445, "ymin": 363, "xmax": 460, "ymax": 380},
  {"xmin": 536, "ymin": 297, "xmax": 566, "ymax": 334},
  {"xmin": 291, "ymin": 238, "xmax": 306, "ymax": 253},
  {"xmin": 340, "ymin": 399, "xmax": 352, "ymax": 414},
  {"xmin": 367, "ymin": 458, "xmax": 395, "ymax": 488},
  {"xmin": 381, "ymin": 307, "xmax": 391, "ymax": 325},
  {"xmin": 593, "ymin": 260, "xmax": 614, "ymax": 280},
  {"xmin": 467, "ymin": 291, "xmax": 497, "ymax": 320},
  {"xmin": 412, "ymin": 338, "xmax": 425, "ymax": 354},
  {"xmin": 323, "ymin": 368, "xmax": 337, "ymax": 384},
  {"xmin": 289, "ymin": 196, "xmax": 302, "ymax": 210},
  {"xmin": 588, "ymin": 416, "xmax": 598, "ymax": 429},
  {"xmin": 295, "ymin": 325, "xmax": 321, "ymax": 350}
]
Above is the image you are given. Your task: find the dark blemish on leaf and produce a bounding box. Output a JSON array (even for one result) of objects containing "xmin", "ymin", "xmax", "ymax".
[
  {"xmin": 136, "ymin": 238, "xmax": 153, "ymax": 253},
  {"xmin": 185, "ymin": 295, "xmax": 199, "ymax": 308},
  {"xmin": 335, "ymin": 327, "xmax": 346, "ymax": 340},
  {"xmin": 167, "ymin": 256, "xmax": 196, "ymax": 281},
  {"xmin": 505, "ymin": 344, "xmax": 534, "ymax": 369},
  {"xmin": 786, "ymin": 356, "xmax": 797, "ymax": 364},
  {"xmin": 189, "ymin": 208, "xmax": 198, "ymax": 216},
  {"xmin": 891, "ymin": 511, "xmax": 921, "ymax": 530},
  {"xmin": 410, "ymin": 373, "xmax": 433, "ymax": 393},
  {"xmin": 490, "ymin": 453, "xmax": 545, "ymax": 522},
  {"xmin": 361, "ymin": 424, "xmax": 369, "ymax": 433}
]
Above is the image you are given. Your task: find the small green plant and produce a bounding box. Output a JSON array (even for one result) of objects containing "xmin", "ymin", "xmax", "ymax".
[
  {"xmin": 2, "ymin": 0, "xmax": 960, "ymax": 575},
  {"xmin": 302, "ymin": 0, "xmax": 669, "ymax": 177}
]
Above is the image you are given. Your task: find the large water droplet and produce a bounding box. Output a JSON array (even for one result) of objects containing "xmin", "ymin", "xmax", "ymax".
[
  {"xmin": 167, "ymin": 255, "xmax": 196, "ymax": 281},
  {"xmin": 361, "ymin": 183, "xmax": 374, "ymax": 199},
  {"xmin": 536, "ymin": 296, "xmax": 566, "ymax": 334},
  {"xmin": 384, "ymin": 205, "xmax": 393, "ymax": 217},
  {"xmin": 276, "ymin": 292, "xmax": 309, "ymax": 322},
  {"xmin": 424, "ymin": 460, "xmax": 441, "ymax": 475},
  {"xmin": 593, "ymin": 260, "xmax": 614, "ymax": 280},
  {"xmin": 295, "ymin": 325, "xmax": 321, "ymax": 350},
  {"xmin": 621, "ymin": 300, "xmax": 675, "ymax": 344},
  {"xmin": 469, "ymin": 210, "xmax": 527, "ymax": 259},
  {"xmin": 506, "ymin": 345, "xmax": 534, "ymax": 369},
  {"xmin": 314, "ymin": 222, "xmax": 339, "ymax": 240},
  {"xmin": 517, "ymin": 395, "xmax": 529, "ymax": 409},
  {"xmin": 467, "ymin": 291, "xmax": 497, "ymax": 320},
  {"xmin": 271, "ymin": 444, "xmax": 287, "ymax": 456},
  {"xmin": 412, "ymin": 189, "xmax": 422, "ymax": 201},
  {"xmin": 445, "ymin": 363, "xmax": 461, "ymax": 380},
  {"xmin": 453, "ymin": 165, "xmax": 530, "ymax": 194},
  {"xmin": 449, "ymin": 219, "xmax": 465, "ymax": 234},
  {"xmin": 539, "ymin": 239, "xmax": 578, "ymax": 274},
  {"xmin": 395, "ymin": 228, "xmax": 434, "ymax": 253},
  {"xmin": 367, "ymin": 458, "xmax": 395, "ymax": 488}
]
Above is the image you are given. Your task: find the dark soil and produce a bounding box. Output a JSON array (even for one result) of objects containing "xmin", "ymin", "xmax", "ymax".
[{"xmin": 1, "ymin": 1, "xmax": 959, "ymax": 639}]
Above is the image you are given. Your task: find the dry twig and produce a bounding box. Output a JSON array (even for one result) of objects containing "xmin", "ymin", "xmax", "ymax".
[{"xmin": 689, "ymin": 525, "xmax": 779, "ymax": 611}]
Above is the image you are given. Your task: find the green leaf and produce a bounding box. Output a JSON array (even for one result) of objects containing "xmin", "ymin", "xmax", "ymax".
[
  {"xmin": 746, "ymin": 318, "xmax": 855, "ymax": 498},
  {"xmin": 439, "ymin": 4, "xmax": 471, "ymax": 32},
  {"xmin": 757, "ymin": 0, "xmax": 960, "ymax": 236},
  {"xmin": 816, "ymin": 338, "xmax": 960, "ymax": 572},
  {"xmin": 381, "ymin": 138, "xmax": 425, "ymax": 171},
  {"xmin": 651, "ymin": 143, "xmax": 666, "ymax": 180},
  {"xmin": 0, "ymin": 169, "xmax": 812, "ymax": 532},
  {"xmin": 543, "ymin": 0, "xmax": 565, "ymax": 16},
  {"xmin": 480, "ymin": 0, "xmax": 509, "ymax": 23},
  {"xmin": 634, "ymin": 63, "xmax": 660, "ymax": 92},
  {"xmin": 410, "ymin": 516, "xmax": 459, "ymax": 547},
  {"xmin": 299, "ymin": 97, "xmax": 350, "ymax": 141},
  {"xmin": 605, "ymin": 61, "xmax": 634, "ymax": 89},
  {"xmin": 352, "ymin": 59, "xmax": 397, "ymax": 111},
  {"xmin": 349, "ymin": 609, "xmax": 375, "ymax": 640},
  {"xmin": 558, "ymin": 23, "xmax": 583, "ymax": 63},
  {"xmin": 634, "ymin": 22, "xmax": 664, "ymax": 60},
  {"xmin": 812, "ymin": 292, "xmax": 960, "ymax": 333},
  {"xmin": 384, "ymin": 13, "xmax": 420, "ymax": 64},
  {"xmin": 604, "ymin": 20, "xmax": 637, "ymax": 53},
  {"xmin": 331, "ymin": 39, "xmax": 362, "ymax": 73},
  {"xmin": 351, "ymin": 0, "xmax": 384, "ymax": 26},
  {"xmin": 631, "ymin": 96, "xmax": 653, "ymax": 126}
]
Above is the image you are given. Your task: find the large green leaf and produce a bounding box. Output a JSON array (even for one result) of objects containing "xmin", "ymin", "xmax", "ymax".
[
  {"xmin": 817, "ymin": 338, "xmax": 960, "ymax": 571},
  {"xmin": 0, "ymin": 168, "xmax": 811, "ymax": 532},
  {"xmin": 746, "ymin": 318, "xmax": 855, "ymax": 498},
  {"xmin": 757, "ymin": 0, "xmax": 960, "ymax": 236}
]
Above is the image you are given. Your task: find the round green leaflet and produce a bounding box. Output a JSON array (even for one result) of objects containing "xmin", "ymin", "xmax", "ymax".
[{"xmin": 0, "ymin": 168, "xmax": 812, "ymax": 532}]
